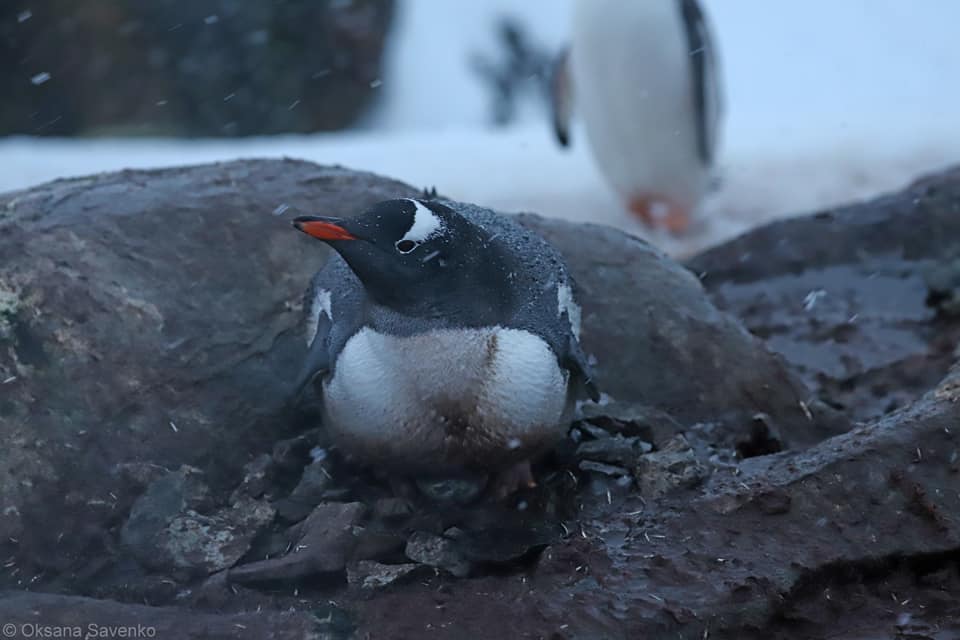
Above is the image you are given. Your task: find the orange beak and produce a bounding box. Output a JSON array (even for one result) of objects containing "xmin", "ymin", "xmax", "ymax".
[{"xmin": 292, "ymin": 216, "xmax": 357, "ymax": 241}]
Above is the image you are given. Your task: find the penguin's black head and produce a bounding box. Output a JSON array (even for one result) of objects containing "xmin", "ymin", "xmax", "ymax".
[{"xmin": 293, "ymin": 199, "xmax": 513, "ymax": 321}]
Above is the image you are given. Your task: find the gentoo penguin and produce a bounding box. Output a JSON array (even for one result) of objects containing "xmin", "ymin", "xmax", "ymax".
[
  {"xmin": 291, "ymin": 198, "xmax": 598, "ymax": 493},
  {"xmin": 551, "ymin": 0, "xmax": 723, "ymax": 234}
]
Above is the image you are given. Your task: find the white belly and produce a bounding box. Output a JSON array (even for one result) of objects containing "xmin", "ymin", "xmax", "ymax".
[
  {"xmin": 571, "ymin": 0, "xmax": 709, "ymax": 209},
  {"xmin": 322, "ymin": 327, "xmax": 571, "ymax": 472}
]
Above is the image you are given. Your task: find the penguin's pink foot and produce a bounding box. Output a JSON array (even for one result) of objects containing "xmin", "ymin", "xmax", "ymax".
[
  {"xmin": 628, "ymin": 195, "xmax": 692, "ymax": 235},
  {"xmin": 491, "ymin": 461, "xmax": 537, "ymax": 499}
]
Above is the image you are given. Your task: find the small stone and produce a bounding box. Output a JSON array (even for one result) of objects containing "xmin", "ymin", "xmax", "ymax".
[
  {"xmin": 347, "ymin": 560, "xmax": 419, "ymax": 590},
  {"xmin": 577, "ymin": 434, "xmax": 649, "ymax": 466},
  {"xmin": 578, "ymin": 460, "xmax": 630, "ymax": 477},
  {"xmin": 121, "ymin": 468, "xmax": 274, "ymax": 578},
  {"xmin": 578, "ymin": 401, "xmax": 682, "ymax": 444},
  {"xmin": 229, "ymin": 502, "xmax": 367, "ymax": 583},
  {"xmin": 230, "ymin": 453, "xmax": 274, "ymax": 501},
  {"xmin": 273, "ymin": 459, "xmax": 333, "ymax": 522},
  {"xmin": 635, "ymin": 435, "xmax": 709, "ymax": 498},
  {"xmin": 405, "ymin": 531, "xmax": 472, "ymax": 578}
]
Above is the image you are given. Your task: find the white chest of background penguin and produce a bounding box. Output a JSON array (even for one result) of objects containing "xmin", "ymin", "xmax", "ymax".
[
  {"xmin": 291, "ymin": 198, "xmax": 599, "ymax": 481},
  {"xmin": 552, "ymin": 0, "xmax": 723, "ymax": 234}
]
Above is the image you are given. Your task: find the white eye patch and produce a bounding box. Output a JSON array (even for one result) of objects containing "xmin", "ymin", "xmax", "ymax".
[{"xmin": 400, "ymin": 199, "xmax": 444, "ymax": 244}]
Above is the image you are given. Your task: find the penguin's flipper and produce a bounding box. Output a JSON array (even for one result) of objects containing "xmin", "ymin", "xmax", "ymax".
[
  {"xmin": 562, "ymin": 333, "xmax": 600, "ymax": 403},
  {"xmin": 549, "ymin": 46, "xmax": 573, "ymax": 148},
  {"xmin": 559, "ymin": 310, "xmax": 600, "ymax": 402},
  {"xmin": 291, "ymin": 313, "xmax": 331, "ymax": 400}
]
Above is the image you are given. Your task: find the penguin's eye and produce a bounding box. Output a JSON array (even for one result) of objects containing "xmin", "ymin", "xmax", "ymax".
[{"xmin": 395, "ymin": 239, "xmax": 418, "ymax": 254}]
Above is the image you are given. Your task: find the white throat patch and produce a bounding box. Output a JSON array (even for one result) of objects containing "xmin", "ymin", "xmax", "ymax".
[{"xmin": 400, "ymin": 199, "xmax": 444, "ymax": 243}]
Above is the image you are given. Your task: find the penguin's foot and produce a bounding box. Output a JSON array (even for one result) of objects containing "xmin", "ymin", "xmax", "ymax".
[
  {"xmin": 490, "ymin": 460, "xmax": 537, "ymax": 499},
  {"xmin": 627, "ymin": 196, "xmax": 692, "ymax": 235}
]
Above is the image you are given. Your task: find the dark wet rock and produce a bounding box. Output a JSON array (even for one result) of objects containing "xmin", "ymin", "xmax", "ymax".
[
  {"xmin": 576, "ymin": 433, "xmax": 651, "ymax": 467},
  {"xmin": 446, "ymin": 522, "xmax": 559, "ymax": 567},
  {"xmin": 229, "ymin": 501, "xmax": 367, "ymax": 583},
  {"xmin": 635, "ymin": 435, "xmax": 709, "ymax": 498},
  {"xmin": 121, "ymin": 467, "xmax": 274, "ymax": 578},
  {"xmin": 688, "ymin": 165, "xmax": 960, "ymax": 421},
  {"xmin": 347, "ymin": 560, "xmax": 420, "ymax": 591},
  {"xmin": 517, "ymin": 213, "xmax": 834, "ymax": 449},
  {"xmin": 273, "ymin": 459, "xmax": 334, "ymax": 522},
  {"xmin": 352, "ymin": 366, "xmax": 960, "ymax": 639},
  {"xmin": 352, "ymin": 527, "xmax": 408, "ymax": 563},
  {"xmin": 0, "ymin": 591, "xmax": 322, "ymax": 640},
  {"xmin": 405, "ymin": 531, "xmax": 472, "ymax": 578},
  {"xmin": 0, "ymin": 1, "xmax": 395, "ymax": 136},
  {"xmin": 577, "ymin": 400, "xmax": 682, "ymax": 445}
]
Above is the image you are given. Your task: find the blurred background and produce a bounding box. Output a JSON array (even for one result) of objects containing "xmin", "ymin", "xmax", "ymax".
[{"xmin": 2, "ymin": 0, "xmax": 959, "ymax": 254}]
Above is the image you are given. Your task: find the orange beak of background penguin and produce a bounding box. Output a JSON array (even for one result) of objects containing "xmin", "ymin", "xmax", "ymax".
[{"xmin": 292, "ymin": 216, "xmax": 357, "ymax": 241}]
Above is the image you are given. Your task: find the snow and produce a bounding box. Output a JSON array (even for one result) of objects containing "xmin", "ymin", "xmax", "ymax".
[{"xmin": 2, "ymin": 0, "xmax": 959, "ymax": 256}]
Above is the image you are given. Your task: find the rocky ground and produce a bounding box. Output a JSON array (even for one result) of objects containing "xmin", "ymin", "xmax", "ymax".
[{"xmin": 0, "ymin": 159, "xmax": 959, "ymax": 639}]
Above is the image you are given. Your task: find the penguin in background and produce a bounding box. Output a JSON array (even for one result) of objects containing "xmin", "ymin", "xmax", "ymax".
[{"xmin": 551, "ymin": 0, "xmax": 723, "ymax": 234}]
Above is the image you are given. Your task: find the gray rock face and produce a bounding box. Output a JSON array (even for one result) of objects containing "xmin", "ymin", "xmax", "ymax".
[
  {"xmin": 635, "ymin": 435, "xmax": 709, "ymax": 498},
  {"xmin": 404, "ymin": 532, "xmax": 472, "ymax": 578},
  {"xmin": 347, "ymin": 560, "xmax": 420, "ymax": 591},
  {"xmin": 228, "ymin": 501, "xmax": 367, "ymax": 583},
  {"xmin": 121, "ymin": 467, "xmax": 274, "ymax": 578},
  {"xmin": 517, "ymin": 213, "xmax": 836, "ymax": 448},
  {"xmin": 687, "ymin": 166, "xmax": 960, "ymax": 421}
]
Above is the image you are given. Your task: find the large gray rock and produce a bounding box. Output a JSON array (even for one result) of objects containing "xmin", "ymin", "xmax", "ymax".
[
  {"xmin": 0, "ymin": 158, "xmax": 819, "ymax": 548},
  {"xmin": 687, "ymin": 166, "xmax": 960, "ymax": 421},
  {"xmin": 121, "ymin": 466, "xmax": 275, "ymax": 578}
]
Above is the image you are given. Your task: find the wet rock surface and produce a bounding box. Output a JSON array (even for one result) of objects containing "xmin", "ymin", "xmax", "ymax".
[
  {"xmin": 1, "ymin": 159, "xmax": 959, "ymax": 638},
  {"xmin": 688, "ymin": 167, "xmax": 960, "ymax": 422}
]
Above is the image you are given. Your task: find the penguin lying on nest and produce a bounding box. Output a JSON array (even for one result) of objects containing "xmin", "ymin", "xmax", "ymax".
[
  {"xmin": 291, "ymin": 198, "xmax": 599, "ymax": 497},
  {"xmin": 551, "ymin": 0, "xmax": 723, "ymax": 234}
]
